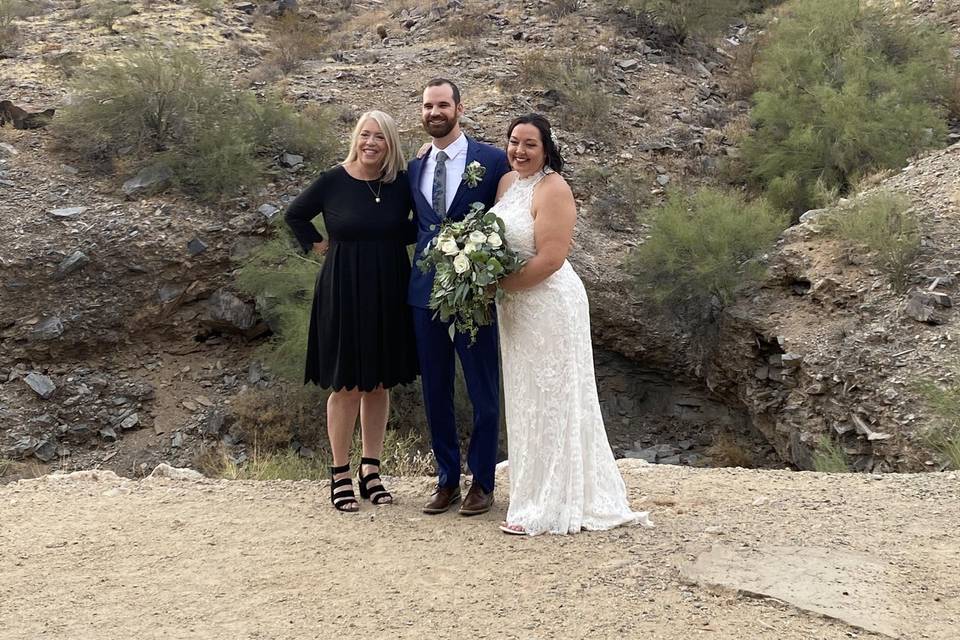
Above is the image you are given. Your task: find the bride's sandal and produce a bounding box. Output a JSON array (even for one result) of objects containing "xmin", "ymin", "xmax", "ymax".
[
  {"xmin": 357, "ymin": 457, "xmax": 393, "ymax": 505},
  {"xmin": 499, "ymin": 521, "xmax": 526, "ymax": 535},
  {"xmin": 330, "ymin": 464, "xmax": 359, "ymax": 513}
]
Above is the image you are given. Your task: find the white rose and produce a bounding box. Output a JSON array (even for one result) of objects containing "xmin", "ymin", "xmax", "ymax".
[
  {"xmin": 468, "ymin": 230, "xmax": 487, "ymax": 244},
  {"xmin": 453, "ymin": 252, "xmax": 471, "ymax": 274},
  {"xmin": 487, "ymin": 232, "xmax": 503, "ymax": 248},
  {"xmin": 440, "ymin": 238, "xmax": 460, "ymax": 256},
  {"xmin": 464, "ymin": 242, "xmax": 478, "ymax": 254}
]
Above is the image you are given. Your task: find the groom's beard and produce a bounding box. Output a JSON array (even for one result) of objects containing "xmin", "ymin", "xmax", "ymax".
[{"xmin": 423, "ymin": 115, "xmax": 456, "ymax": 138}]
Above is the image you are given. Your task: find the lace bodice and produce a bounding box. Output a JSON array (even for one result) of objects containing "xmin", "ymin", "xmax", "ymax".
[{"xmin": 489, "ymin": 170, "xmax": 552, "ymax": 260}]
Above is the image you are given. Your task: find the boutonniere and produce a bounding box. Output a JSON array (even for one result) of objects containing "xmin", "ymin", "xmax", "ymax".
[{"xmin": 462, "ymin": 161, "xmax": 486, "ymax": 188}]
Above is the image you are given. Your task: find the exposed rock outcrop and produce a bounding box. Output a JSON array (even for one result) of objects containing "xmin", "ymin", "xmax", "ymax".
[{"xmin": 705, "ymin": 145, "xmax": 960, "ymax": 471}]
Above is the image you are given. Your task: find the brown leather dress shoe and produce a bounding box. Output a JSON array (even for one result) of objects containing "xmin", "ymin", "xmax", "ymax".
[
  {"xmin": 459, "ymin": 483, "xmax": 494, "ymax": 516},
  {"xmin": 422, "ymin": 484, "xmax": 461, "ymax": 514}
]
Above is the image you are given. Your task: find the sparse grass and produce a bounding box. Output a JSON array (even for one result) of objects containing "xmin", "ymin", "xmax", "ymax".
[
  {"xmin": 923, "ymin": 426, "xmax": 960, "ymax": 470},
  {"xmin": 812, "ymin": 435, "xmax": 851, "ymax": 472},
  {"xmin": 916, "ymin": 375, "xmax": 960, "ymax": 470},
  {"xmin": 821, "ymin": 192, "xmax": 920, "ymax": 292},
  {"xmin": 0, "ymin": 457, "xmax": 43, "ymax": 480},
  {"xmin": 196, "ymin": 427, "xmax": 433, "ymax": 480},
  {"xmin": 706, "ymin": 432, "xmax": 753, "ymax": 468},
  {"xmin": 195, "ymin": 445, "xmax": 330, "ymax": 481}
]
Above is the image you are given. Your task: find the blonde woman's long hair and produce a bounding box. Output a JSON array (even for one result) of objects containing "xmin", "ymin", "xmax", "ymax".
[{"xmin": 344, "ymin": 110, "xmax": 405, "ymax": 183}]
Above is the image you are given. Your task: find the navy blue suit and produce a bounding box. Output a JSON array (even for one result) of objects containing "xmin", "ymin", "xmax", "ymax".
[{"xmin": 408, "ymin": 137, "xmax": 510, "ymax": 493}]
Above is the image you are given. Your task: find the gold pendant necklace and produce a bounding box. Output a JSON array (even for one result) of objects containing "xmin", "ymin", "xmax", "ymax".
[{"xmin": 365, "ymin": 179, "xmax": 383, "ymax": 204}]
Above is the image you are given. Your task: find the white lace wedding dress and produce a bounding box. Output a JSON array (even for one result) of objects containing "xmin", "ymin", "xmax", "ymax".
[{"xmin": 492, "ymin": 170, "xmax": 653, "ymax": 535}]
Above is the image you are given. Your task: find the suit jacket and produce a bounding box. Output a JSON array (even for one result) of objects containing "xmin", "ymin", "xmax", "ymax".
[{"xmin": 407, "ymin": 136, "xmax": 510, "ymax": 309}]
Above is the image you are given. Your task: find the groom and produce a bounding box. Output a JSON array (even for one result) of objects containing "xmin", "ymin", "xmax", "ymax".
[{"xmin": 408, "ymin": 78, "xmax": 510, "ymax": 516}]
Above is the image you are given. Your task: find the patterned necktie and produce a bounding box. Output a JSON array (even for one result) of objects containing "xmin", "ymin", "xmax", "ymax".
[{"xmin": 432, "ymin": 150, "xmax": 448, "ymax": 218}]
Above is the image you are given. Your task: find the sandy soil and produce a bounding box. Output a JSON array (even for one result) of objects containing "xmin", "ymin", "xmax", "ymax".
[{"xmin": 1, "ymin": 461, "xmax": 957, "ymax": 640}]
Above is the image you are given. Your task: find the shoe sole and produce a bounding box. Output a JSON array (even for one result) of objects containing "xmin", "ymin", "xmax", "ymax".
[
  {"xmin": 459, "ymin": 498, "xmax": 494, "ymax": 517},
  {"xmin": 422, "ymin": 495, "xmax": 461, "ymax": 514},
  {"xmin": 498, "ymin": 524, "xmax": 526, "ymax": 535}
]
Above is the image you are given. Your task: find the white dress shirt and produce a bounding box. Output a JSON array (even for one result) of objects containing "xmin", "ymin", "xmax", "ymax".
[{"xmin": 420, "ymin": 133, "xmax": 468, "ymax": 215}]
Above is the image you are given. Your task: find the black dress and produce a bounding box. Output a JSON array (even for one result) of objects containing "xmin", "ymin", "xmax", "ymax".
[{"xmin": 284, "ymin": 165, "xmax": 419, "ymax": 391}]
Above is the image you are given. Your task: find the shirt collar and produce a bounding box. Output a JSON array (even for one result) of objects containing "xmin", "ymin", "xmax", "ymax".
[{"xmin": 432, "ymin": 133, "xmax": 467, "ymax": 161}]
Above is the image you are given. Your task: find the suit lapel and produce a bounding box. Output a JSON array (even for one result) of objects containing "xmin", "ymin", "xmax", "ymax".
[{"xmin": 446, "ymin": 137, "xmax": 477, "ymax": 218}]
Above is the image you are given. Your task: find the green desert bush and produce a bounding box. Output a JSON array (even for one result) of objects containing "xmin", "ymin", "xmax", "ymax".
[
  {"xmin": 812, "ymin": 435, "xmax": 851, "ymax": 473},
  {"xmin": 629, "ymin": 187, "xmax": 787, "ymax": 320},
  {"xmin": 821, "ymin": 192, "xmax": 920, "ymax": 292},
  {"xmin": 236, "ymin": 225, "xmax": 323, "ymax": 381},
  {"xmin": 741, "ymin": 0, "xmax": 953, "ymax": 216},
  {"xmin": 55, "ymin": 48, "xmax": 337, "ymax": 201}
]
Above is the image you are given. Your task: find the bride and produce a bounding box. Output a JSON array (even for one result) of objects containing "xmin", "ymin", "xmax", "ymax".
[{"xmin": 491, "ymin": 114, "xmax": 653, "ymax": 536}]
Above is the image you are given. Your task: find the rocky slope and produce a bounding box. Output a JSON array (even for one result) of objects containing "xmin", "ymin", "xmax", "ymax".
[
  {"xmin": 708, "ymin": 145, "xmax": 960, "ymax": 471},
  {"xmin": 0, "ymin": 0, "xmax": 956, "ymax": 473}
]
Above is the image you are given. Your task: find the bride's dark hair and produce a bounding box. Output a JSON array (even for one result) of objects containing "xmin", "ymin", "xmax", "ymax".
[{"xmin": 506, "ymin": 113, "xmax": 564, "ymax": 173}]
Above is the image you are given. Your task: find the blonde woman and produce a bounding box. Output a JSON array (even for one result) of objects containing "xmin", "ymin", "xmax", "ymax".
[{"xmin": 285, "ymin": 110, "xmax": 418, "ymax": 512}]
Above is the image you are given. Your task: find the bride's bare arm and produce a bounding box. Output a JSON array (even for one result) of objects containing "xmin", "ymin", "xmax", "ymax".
[{"xmin": 499, "ymin": 175, "xmax": 576, "ymax": 291}]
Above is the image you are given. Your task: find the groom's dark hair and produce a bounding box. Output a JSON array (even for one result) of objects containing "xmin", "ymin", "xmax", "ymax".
[
  {"xmin": 507, "ymin": 114, "xmax": 564, "ymax": 173},
  {"xmin": 425, "ymin": 78, "xmax": 461, "ymax": 104}
]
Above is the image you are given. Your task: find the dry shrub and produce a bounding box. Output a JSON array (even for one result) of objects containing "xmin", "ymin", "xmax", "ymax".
[
  {"xmin": 229, "ymin": 386, "xmax": 325, "ymax": 450},
  {"xmin": 264, "ymin": 13, "xmax": 327, "ymax": 74},
  {"xmin": 509, "ymin": 50, "xmax": 613, "ymax": 139},
  {"xmin": 445, "ymin": 7, "xmax": 488, "ymax": 39},
  {"xmin": 87, "ymin": 0, "xmax": 135, "ymax": 32},
  {"xmin": 545, "ymin": 0, "xmax": 582, "ymax": 18},
  {"xmin": 726, "ymin": 37, "xmax": 763, "ymax": 100},
  {"xmin": 811, "ymin": 436, "xmax": 851, "ymax": 473},
  {"xmin": 706, "ymin": 432, "xmax": 754, "ymax": 468}
]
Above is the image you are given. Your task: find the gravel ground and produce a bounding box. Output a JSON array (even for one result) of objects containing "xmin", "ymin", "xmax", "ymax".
[{"xmin": 1, "ymin": 461, "xmax": 957, "ymax": 639}]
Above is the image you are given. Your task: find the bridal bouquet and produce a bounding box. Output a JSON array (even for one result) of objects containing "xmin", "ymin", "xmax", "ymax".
[{"xmin": 417, "ymin": 202, "xmax": 525, "ymax": 343}]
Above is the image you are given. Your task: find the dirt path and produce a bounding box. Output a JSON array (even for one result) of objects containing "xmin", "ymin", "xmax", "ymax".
[{"xmin": 1, "ymin": 461, "xmax": 956, "ymax": 640}]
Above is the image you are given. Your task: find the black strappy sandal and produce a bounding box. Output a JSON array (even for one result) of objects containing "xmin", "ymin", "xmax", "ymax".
[
  {"xmin": 330, "ymin": 463, "xmax": 359, "ymax": 513},
  {"xmin": 357, "ymin": 457, "xmax": 393, "ymax": 505}
]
